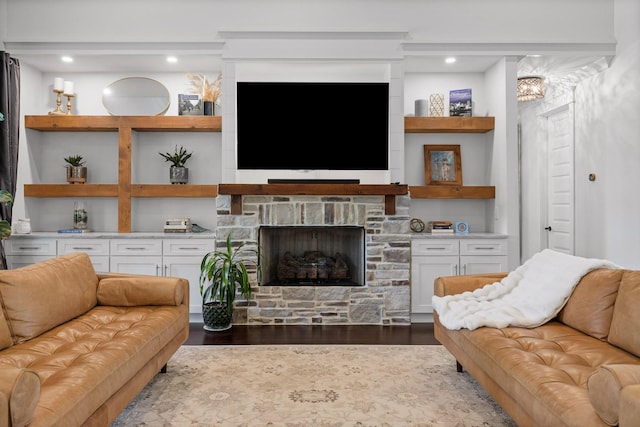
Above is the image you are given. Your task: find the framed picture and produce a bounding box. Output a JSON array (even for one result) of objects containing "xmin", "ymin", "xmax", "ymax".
[{"xmin": 424, "ymin": 145, "xmax": 463, "ymax": 185}]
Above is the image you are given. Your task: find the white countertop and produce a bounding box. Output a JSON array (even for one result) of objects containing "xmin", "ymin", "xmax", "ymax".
[
  {"xmin": 411, "ymin": 232, "xmax": 507, "ymax": 239},
  {"xmin": 8, "ymin": 232, "xmax": 216, "ymax": 239}
]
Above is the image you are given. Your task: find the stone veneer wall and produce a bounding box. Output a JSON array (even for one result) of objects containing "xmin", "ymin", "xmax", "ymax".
[{"xmin": 216, "ymin": 194, "xmax": 412, "ymax": 325}]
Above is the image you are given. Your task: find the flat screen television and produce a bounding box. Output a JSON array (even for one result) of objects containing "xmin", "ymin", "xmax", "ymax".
[{"xmin": 236, "ymin": 82, "xmax": 389, "ymax": 183}]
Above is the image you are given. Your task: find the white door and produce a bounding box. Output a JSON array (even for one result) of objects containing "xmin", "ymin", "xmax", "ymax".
[{"xmin": 545, "ymin": 105, "xmax": 575, "ymax": 254}]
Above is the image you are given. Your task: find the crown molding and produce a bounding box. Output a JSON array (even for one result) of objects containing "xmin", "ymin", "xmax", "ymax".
[
  {"xmin": 402, "ymin": 42, "xmax": 617, "ymax": 57},
  {"xmin": 4, "ymin": 41, "xmax": 226, "ymax": 55}
]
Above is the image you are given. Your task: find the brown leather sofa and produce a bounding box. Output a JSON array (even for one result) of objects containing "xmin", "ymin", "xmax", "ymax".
[
  {"xmin": 434, "ymin": 269, "xmax": 640, "ymax": 427},
  {"xmin": 0, "ymin": 252, "xmax": 190, "ymax": 427}
]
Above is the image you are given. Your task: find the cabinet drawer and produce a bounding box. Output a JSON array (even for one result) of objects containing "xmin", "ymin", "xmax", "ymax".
[
  {"xmin": 110, "ymin": 239, "xmax": 162, "ymax": 256},
  {"xmin": 162, "ymin": 239, "xmax": 215, "ymax": 256},
  {"xmin": 411, "ymin": 239, "xmax": 458, "ymax": 256},
  {"xmin": 58, "ymin": 239, "xmax": 110, "ymax": 256},
  {"xmin": 460, "ymin": 239, "xmax": 507, "ymax": 256},
  {"xmin": 4, "ymin": 238, "xmax": 57, "ymax": 256}
]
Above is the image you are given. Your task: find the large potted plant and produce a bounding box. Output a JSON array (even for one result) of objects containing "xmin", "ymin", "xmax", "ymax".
[
  {"xmin": 0, "ymin": 190, "xmax": 12, "ymax": 239},
  {"xmin": 199, "ymin": 234, "xmax": 261, "ymax": 331},
  {"xmin": 1, "ymin": 189, "xmax": 13, "ymax": 270},
  {"xmin": 159, "ymin": 145, "xmax": 192, "ymax": 184},
  {"xmin": 64, "ymin": 154, "xmax": 87, "ymax": 184}
]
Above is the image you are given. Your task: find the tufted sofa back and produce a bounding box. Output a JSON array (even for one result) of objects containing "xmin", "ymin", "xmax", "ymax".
[
  {"xmin": 0, "ymin": 252, "xmax": 99, "ymax": 346},
  {"xmin": 557, "ymin": 268, "xmax": 640, "ymax": 357}
]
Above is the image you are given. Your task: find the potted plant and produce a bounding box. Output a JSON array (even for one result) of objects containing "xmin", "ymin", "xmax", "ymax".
[
  {"xmin": 0, "ymin": 190, "xmax": 12, "ymax": 240},
  {"xmin": 159, "ymin": 145, "xmax": 192, "ymax": 184},
  {"xmin": 64, "ymin": 154, "xmax": 87, "ymax": 184},
  {"xmin": 199, "ymin": 234, "xmax": 261, "ymax": 331}
]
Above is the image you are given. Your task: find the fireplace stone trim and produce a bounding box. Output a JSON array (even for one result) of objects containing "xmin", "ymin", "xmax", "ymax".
[{"xmin": 216, "ymin": 193, "xmax": 411, "ymax": 325}]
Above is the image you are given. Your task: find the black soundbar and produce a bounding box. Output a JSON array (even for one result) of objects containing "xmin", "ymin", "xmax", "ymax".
[{"xmin": 267, "ymin": 179, "xmax": 361, "ymax": 185}]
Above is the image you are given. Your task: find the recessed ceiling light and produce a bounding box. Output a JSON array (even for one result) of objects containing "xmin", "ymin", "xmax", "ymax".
[
  {"xmin": 61, "ymin": 56, "xmax": 73, "ymax": 63},
  {"xmin": 166, "ymin": 56, "xmax": 178, "ymax": 63},
  {"xmin": 445, "ymin": 57, "xmax": 456, "ymax": 64}
]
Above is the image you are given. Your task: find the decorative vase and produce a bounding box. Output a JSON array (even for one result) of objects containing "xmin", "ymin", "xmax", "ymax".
[
  {"xmin": 66, "ymin": 166, "xmax": 87, "ymax": 184},
  {"xmin": 429, "ymin": 94, "xmax": 445, "ymax": 117},
  {"xmin": 73, "ymin": 201, "xmax": 88, "ymax": 229},
  {"xmin": 169, "ymin": 166, "xmax": 189, "ymax": 184},
  {"xmin": 202, "ymin": 302, "xmax": 232, "ymax": 331},
  {"xmin": 203, "ymin": 101, "xmax": 214, "ymax": 116}
]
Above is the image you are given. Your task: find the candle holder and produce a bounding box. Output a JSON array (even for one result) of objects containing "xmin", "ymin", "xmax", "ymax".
[
  {"xmin": 65, "ymin": 93, "xmax": 75, "ymax": 115},
  {"xmin": 49, "ymin": 89, "xmax": 66, "ymax": 115}
]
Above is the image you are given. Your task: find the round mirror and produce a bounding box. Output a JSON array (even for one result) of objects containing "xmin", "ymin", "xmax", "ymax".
[{"xmin": 102, "ymin": 77, "xmax": 170, "ymax": 116}]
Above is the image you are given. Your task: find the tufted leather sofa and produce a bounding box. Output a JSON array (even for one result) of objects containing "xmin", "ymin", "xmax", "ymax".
[
  {"xmin": 434, "ymin": 269, "xmax": 640, "ymax": 427},
  {"xmin": 0, "ymin": 252, "xmax": 190, "ymax": 427}
]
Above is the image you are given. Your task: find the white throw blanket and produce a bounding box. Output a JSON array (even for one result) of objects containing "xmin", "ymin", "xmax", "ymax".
[{"xmin": 432, "ymin": 249, "xmax": 620, "ymax": 330}]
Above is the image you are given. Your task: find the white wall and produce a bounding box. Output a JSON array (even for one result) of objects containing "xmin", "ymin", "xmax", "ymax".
[
  {"xmin": 4, "ymin": 0, "xmax": 614, "ymax": 44},
  {"xmin": 519, "ymin": 0, "xmax": 640, "ymax": 267}
]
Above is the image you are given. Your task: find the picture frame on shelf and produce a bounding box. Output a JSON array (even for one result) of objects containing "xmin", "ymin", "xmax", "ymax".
[{"xmin": 424, "ymin": 144, "xmax": 462, "ymax": 186}]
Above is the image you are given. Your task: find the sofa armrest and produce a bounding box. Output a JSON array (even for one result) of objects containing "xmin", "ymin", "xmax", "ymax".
[
  {"xmin": 620, "ymin": 384, "xmax": 640, "ymax": 427},
  {"xmin": 434, "ymin": 273, "xmax": 508, "ymax": 297},
  {"xmin": 97, "ymin": 276, "xmax": 189, "ymax": 307},
  {"xmin": 588, "ymin": 364, "xmax": 640, "ymax": 426},
  {"xmin": 0, "ymin": 366, "xmax": 41, "ymax": 427}
]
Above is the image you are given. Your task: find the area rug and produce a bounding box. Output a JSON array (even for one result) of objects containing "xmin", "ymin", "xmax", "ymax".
[{"xmin": 112, "ymin": 345, "xmax": 516, "ymax": 426}]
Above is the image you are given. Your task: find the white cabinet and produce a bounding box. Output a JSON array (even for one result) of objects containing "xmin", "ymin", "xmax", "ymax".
[
  {"xmin": 162, "ymin": 239, "xmax": 215, "ymax": 315},
  {"xmin": 110, "ymin": 239, "xmax": 163, "ymax": 275},
  {"xmin": 110, "ymin": 238, "xmax": 215, "ymax": 314},
  {"xmin": 411, "ymin": 237, "xmax": 508, "ymax": 320},
  {"xmin": 57, "ymin": 239, "xmax": 110, "ymax": 273},
  {"xmin": 4, "ymin": 238, "xmax": 57, "ymax": 269}
]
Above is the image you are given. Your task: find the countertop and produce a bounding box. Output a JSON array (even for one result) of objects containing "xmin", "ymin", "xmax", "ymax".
[
  {"xmin": 8, "ymin": 232, "xmax": 216, "ymax": 239},
  {"xmin": 411, "ymin": 232, "xmax": 507, "ymax": 239}
]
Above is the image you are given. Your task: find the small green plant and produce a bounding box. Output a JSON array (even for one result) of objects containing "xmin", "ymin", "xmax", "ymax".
[
  {"xmin": 159, "ymin": 145, "xmax": 192, "ymax": 168},
  {"xmin": 0, "ymin": 189, "xmax": 13, "ymax": 239},
  {"xmin": 200, "ymin": 234, "xmax": 261, "ymax": 316},
  {"xmin": 64, "ymin": 155, "xmax": 86, "ymax": 167}
]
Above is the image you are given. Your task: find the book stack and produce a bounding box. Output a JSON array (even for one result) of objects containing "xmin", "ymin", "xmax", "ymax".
[{"xmin": 428, "ymin": 221, "xmax": 454, "ymax": 234}]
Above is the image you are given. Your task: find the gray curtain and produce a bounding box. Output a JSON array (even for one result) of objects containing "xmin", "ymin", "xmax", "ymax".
[{"xmin": 0, "ymin": 52, "xmax": 20, "ymax": 269}]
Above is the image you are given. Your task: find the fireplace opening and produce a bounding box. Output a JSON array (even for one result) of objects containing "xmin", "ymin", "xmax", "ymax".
[{"xmin": 259, "ymin": 226, "xmax": 365, "ymax": 286}]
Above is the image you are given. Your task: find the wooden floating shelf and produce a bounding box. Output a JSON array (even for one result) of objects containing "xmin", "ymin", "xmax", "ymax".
[
  {"xmin": 25, "ymin": 115, "xmax": 222, "ymax": 132},
  {"xmin": 409, "ymin": 185, "xmax": 495, "ymax": 199},
  {"xmin": 130, "ymin": 185, "xmax": 218, "ymax": 198},
  {"xmin": 218, "ymin": 184, "xmax": 409, "ymax": 215},
  {"xmin": 404, "ymin": 116, "xmax": 495, "ymax": 133},
  {"xmin": 24, "ymin": 184, "xmax": 119, "ymax": 197}
]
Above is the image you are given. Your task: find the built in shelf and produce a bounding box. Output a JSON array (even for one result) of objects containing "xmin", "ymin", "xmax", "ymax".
[
  {"xmin": 409, "ymin": 185, "xmax": 495, "ymax": 199},
  {"xmin": 404, "ymin": 116, "xmax": 495, "ymax": 133},
  {"xmin": 24, "ymin": 115, "xmax": 222, "ymax": 132},
  {"xmin": 218, "ymin": 184, "xmax": 409, "ymax": 215},
  {"xmin": 24, "ymin": 115, "xmax": 222, "ymax": 233}
]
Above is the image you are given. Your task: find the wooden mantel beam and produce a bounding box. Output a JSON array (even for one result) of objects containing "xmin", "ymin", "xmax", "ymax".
[{"xmin": 218, "ymin": 183, "xmax": 409, "ymax": 215}]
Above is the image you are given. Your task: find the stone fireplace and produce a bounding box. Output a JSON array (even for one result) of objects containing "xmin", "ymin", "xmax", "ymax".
[{"xmin": 215, "ymin": 184, "xmax": 411, "ymax": 325}]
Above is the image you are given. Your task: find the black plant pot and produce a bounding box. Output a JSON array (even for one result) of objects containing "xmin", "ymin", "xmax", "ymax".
[{"xmin": 202, "ymin": 302, "xmax": 232, "ymax": 331}]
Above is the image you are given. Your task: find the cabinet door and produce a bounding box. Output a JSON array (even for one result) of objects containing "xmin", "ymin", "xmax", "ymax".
[
  {"xmin": 460, "ymin": 255, "xmax": 509, "ymax": 276},
  {"xmin": 411, "ymin": 255, "xmax": 459, "ymax": 313},
  {"xmin": 110, "ymin": 255, "xmax": 162, "ymax": 276},
  {"xmin": 163, "ymin": 255, "xmax": 204, "ymax": 315},
  {"xmin": 4, "ymin": 238, "xmax": 57, "ymax": 256},
  {"xmin": 57, "ymin": 239, "xmax": 110, "ymax": 273},
  {"xmin": 6, "ymin": 256, "xmax": 54, "ymax": 269}
]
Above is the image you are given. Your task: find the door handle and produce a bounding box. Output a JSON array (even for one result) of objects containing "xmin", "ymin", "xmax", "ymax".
[{"xmin": 545, "ymin": 226, "xmax": 552, "ymax": 231}]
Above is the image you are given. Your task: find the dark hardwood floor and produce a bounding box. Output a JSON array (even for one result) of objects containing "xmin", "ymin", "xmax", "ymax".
[{"xmin": 186, "ymin": 323, "xmax": 440, "ymax": 345}]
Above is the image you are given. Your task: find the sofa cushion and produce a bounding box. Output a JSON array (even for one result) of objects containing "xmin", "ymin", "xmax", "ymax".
[
  {"xmin": 97, "ymin": 276, "xmax": 186, "ymax": 306},
  {"xmin": 608, "ymin": 271, "xmax": 640, "ymax": 356},
  {"xmin": 0, "ymin": 309, "xmax": 12, "ymax": 350},
  {"xmin": 587, "ymin": 364, "xmax": 640, "ymax": 426},
  {"xmin": 557, "ymin": 269, "xmax": 623, "ymax": 340},
  {"xmin": 0, "ymin": 252, "xmax": 98, "ymax": 344},
  {"xmin": 620, "ymin": 384, "xmax": 640, "ymax": 427},
  {"xmin": 0, "ymin": 366, "xmax": 41, "ymax": 427}
]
